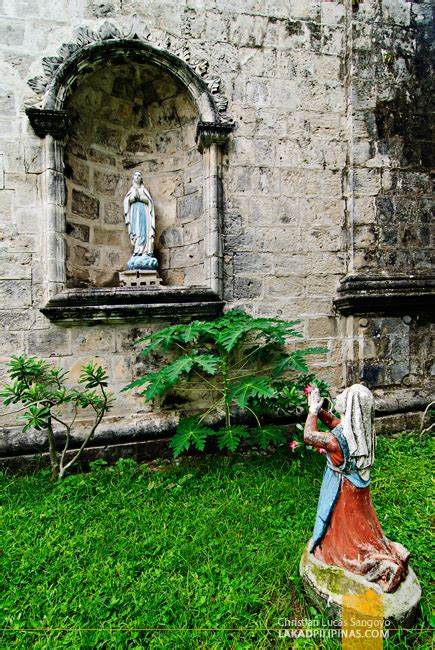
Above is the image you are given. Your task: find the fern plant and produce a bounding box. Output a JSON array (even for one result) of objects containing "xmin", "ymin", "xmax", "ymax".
[{"xmin": 123, "ymin": 309, "xmax": 328, "ymax": 457}]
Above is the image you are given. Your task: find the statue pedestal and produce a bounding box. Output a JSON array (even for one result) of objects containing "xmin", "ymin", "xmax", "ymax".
[
  {"xmin": 299, "ymin": 542, "xmax": 421, "ymax": 629},
  {"xmin": 119, "ymin": 270, "xmax": 162, "ymax": 288}
]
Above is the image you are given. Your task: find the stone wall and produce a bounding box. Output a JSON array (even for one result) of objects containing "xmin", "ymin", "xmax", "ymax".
[
  {"xmin": 0, "ymin": 0, "xmax": 433, "ymax": 456},
  {"xmin": 349, "ymin": 0, "xmax": 433, "ymax": 275}
]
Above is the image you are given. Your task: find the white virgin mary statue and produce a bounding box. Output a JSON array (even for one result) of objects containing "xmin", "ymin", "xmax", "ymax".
[{"xmin": 124, "ymin": 171, "xmax": 158, "ymax": 270}]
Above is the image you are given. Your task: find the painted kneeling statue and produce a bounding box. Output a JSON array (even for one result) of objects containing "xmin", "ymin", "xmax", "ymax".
[{"xmin": 304, "ymin": 384, "xmax": 410, "ymax": 594}]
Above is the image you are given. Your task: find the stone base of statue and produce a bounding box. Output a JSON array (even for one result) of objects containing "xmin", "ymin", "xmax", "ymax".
[
  {"xmin": 299, "ymin": 542, "xmax": 421, "ymax": 629},
  {"xmin": 127, "ymin": 254, "xmax": 159, "ymax": 271},
  {"xmin": 119, "ymin": 270, "xmax": 162, "ymax": 288}
]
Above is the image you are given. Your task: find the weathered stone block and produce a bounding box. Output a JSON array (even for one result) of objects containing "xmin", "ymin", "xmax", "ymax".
[
  {"xmin": 0, "ymin": 21, "xmax": 24, "ymax": 46},
  {"xmin": 93, "ymin": 123, "xmax": 122, "ymax": 151},
  {"xmin": 26, "ymin": 327, "xmax": 72, "ymax": 357},
  {"xmin": 0, "ymin": 252, "xmax": 31, "ymax": 280},
  {"xmin": 93, "ymin": 170, "xmax": 119, "ymax": 195},
  {"xmin": 229, "ymin": 14, "xmax": 267, "ymax": 47},
  {"xmin": 0, "ymin": 280, "xmax": 31, "ymax": 307},
  {"xmin": 0, "ymin": 85, "xmax": 15, "ymax": 115},
  {"xmin": 274, "ymin": 252, "xmax": 344, "ymax": 276},
  {"xmin": 184, "ymin": 264, "xmax": 206, "ymax": 287},
  {"xmin": 0, "ymin": 329, "xmax": 24, "ymax": 355},
  {"xmin": 382, "ymin": 0, "xmax": 411, "ymax": 25},
  {"xmin": 234, "ymin": 276, "xmax": 263, "ymax": 299},
  {"xmin": 308, "ymin": 317, "xmax": 338, "ymax": 339},
  {"xmin": 72, "ymin": 328, "xmax": 116, "ymax": 353},
  {"xmin": 103, "ymin": 201, "xmax": 121, "ymax": 225},
  {"xmin": 69, "ymin": 244, "xmax": 100, "ymax": 268},
  {"xmin": 159, "ymin": 227, "xmax": 182, "ymax": 247},
  {"xmin": 66, "ymin": 222, "xmax": 90, "ymax": 243},
  {"xmin": 252, "ymin": 167, "xmax": 280, "ymax": 195},
  {"xmin": 233, "ymin": 252, "xmax": 274, "ymax": 274},
  {"xmin": 0, "ymin": 309, "xmax": 35, "ymax": 331},
  {"xmin": 320, "ymin": 1, "xmax": 345, "ymax": 26},
  {"xmin": 111, "ymin": 355, "xmax": 133, "ymax": 382},
  {"xmin": 170, "ymin": 243, "xmax": 202, "ymax": 268},
  {"xmin": 93, "ymin": 228, "xmax": 122, "ymax": 247},
  {"xmin": 353, "ymin": 225, "xmax": 377, "ymax": 249},
  {"xmin": 258, "ymin": 227, "xmax": 302, "ymax": 253},
  {"xmin": 245, "ymin": 78, "xmax": 271, "ymax": 107},
  {"xmin": 71, "ymin": 189, "xmax": 99, "ymax": 220},
  {"xmin": 160, "ymin": 268, "xmax": 185, "ymax": 286},
  {"xmin": 176, "ymin": 192, "xmax": 203, "ymax": 221},
  {"xmin": 353, "ymin": 168, "xmax": 381, "ymax": 197},
  {"xmin": 306, "ymin": 274, "xmax": 340, "ymax": 298},
  {"xmin": 205, "ymin": 11, "xmax": 230, "ymax": 42},
  {"xmin": 281, "ymin": 169, "xmax": 342, "ymax": 197},
  {"xmin": 302, "ymin": 225, "xmax": 342, "ymax": 252},
  {"xmin": 265, "ymin": 275, "xmax": 305, "ymax": 298},
  {"xmin": 89, "ymin": 147, "xmax": 116, "ymax": 167}
]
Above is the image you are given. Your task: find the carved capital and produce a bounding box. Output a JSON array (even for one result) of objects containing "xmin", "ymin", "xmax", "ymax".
[
  {"xmin": 196, "ymin": 121, "xmax": 233, "ymax": 152},
  {"xmin": 26, "ymin": 108, "xmax": 70, "ymax": 139}
]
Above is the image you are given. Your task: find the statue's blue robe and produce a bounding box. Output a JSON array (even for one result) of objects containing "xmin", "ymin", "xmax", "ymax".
[{"xmin": 130, "ymin": 201, "xmax": 147, "ymax": 250}]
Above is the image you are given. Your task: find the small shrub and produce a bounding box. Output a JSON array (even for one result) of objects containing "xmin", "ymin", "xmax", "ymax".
[
  {"xmin": 1, "ymin": 356, "xmax": 113, "ymax": 479},
  {"xmin": 123, "ymin": 309, "xmax": 329, "ymax": 456}
]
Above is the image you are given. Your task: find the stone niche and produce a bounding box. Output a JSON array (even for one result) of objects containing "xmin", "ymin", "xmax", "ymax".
[{"xmin": 64, "ymin": 62, "xmax": 204, "ymax": 289}]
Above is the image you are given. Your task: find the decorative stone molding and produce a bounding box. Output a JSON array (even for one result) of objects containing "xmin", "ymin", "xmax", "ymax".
[
  {"xmin": 25, "ymin": 108, "xmax": 70, "ymax": 139},
  {"xmin": 196, "ymin": 122, "xmax": 234, "ymax": 153},
  {"xmin": 27, "ymin": 17, "xmax": 233, "ymax": 125},
  {"xmin": 334, "ymin": 274, "xmax": 435, "ymax": 316},
  {"xmin": 41, "ymin": 287, "xmax": 224, "ymax": 325}
]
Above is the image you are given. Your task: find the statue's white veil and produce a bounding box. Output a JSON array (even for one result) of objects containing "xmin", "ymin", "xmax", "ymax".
[{"xmin": 335, "ymin": 384, "xmax": 375, "ymax": 481}]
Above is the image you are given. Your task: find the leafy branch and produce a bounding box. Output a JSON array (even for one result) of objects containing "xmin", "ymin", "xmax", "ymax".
[{"xmin": 0, "ymin": 356, "xmax": 114, "ymax": 479}]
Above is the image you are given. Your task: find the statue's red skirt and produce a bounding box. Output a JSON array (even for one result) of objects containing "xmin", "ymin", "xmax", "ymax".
[{"xmin": 314, "ymin": 475, "xmax": 410, "ymax": 592}]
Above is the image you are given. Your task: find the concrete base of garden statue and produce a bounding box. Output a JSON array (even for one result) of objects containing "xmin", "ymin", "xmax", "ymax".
[
  {"xmin": 299, "ymin": 542, "xmax": 421, "ymax": 629},
  {"xmin": 119, "ymin": 270, "xmax": 162, "ymax": 288}
]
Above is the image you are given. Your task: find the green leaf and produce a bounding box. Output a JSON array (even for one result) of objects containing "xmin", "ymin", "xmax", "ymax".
[
  {"xmin": 216, "ymin": 326, "xmax": 249, "ymax": 353},
  {"xmin": 229, "ymin": 377, "xmax": 277, "ymax": 409},
  {"xmin": 169, "ymin": 417, "xmax": 214, "ymax": 457},
  {"xmin": 142, "ymin": 372, "xmax": 172, "ymax": 401},
  {"xmin": 193, "ymin": 354, "xmax": 220, "ymax": 375},
  {"xmin": 79, "ymin": 363, "xmax": 108, "ymax": 388},
  {"xmin": 251, "ymin": 425, "xmax": 287, "ymax": 450},
  {"xmin": 0, "ymin": 381, "xmax": 25, "ymax": 405},
  {"xmin": 216, "ymin": 425, "xmax": 249, "ymax": 452},
  {"xmin": 163, "ymin": 356, "xmax": 196, "ymax": 383},
  {"xmin": 137, "ymin": 324, "xmax": 186, "ymax": 354},
  {"xmin": 121, "ymin": 376, "xmax": 151, "ymax": 392},
  {"xmin": 273, "ymin": 347, "xmax": 328, "ymax": 376},
  {"xmin": 179, "ymin": 321, "xmax": 206, "ymax": 343},
  {"xmin": 21, "ymin": 405, "xmax": 51, "ymax": 432},
  {"xmin": 7, "ymin": 355, "xmax": 50, "ymax": 383}
]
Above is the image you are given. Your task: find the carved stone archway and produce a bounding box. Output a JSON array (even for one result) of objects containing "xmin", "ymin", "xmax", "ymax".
[{"xmin": 26, "ymin": 20, "xmax": 233, "ymax": 323}]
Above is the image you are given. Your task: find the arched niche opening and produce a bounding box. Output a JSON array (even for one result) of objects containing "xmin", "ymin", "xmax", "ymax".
[
  {"xmin": 64, "ymin": 62, "xmax": 203, "ymax": 289},
  {"xmin": 26, "ymin": 39, "xmax": 233, "ymax": 323}
]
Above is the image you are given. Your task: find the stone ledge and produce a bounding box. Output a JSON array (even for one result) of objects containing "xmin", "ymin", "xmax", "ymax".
[
  {"xmin": 334, "ymin": 274, "xmax": 435, "ymax": 316},
  {"xmin": 41, "ymin": 287, "xmax": 224, "ymax": 325},
  {"xmin": 300, "ymin": 542, "xmax": 421, "ymax": 629}
]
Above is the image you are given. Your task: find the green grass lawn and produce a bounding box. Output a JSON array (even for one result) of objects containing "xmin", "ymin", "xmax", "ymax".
[{"xmin": 0, "ymin": 434, "xmax": 433, "ymax": 649}]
